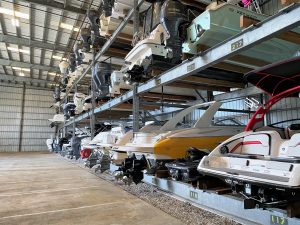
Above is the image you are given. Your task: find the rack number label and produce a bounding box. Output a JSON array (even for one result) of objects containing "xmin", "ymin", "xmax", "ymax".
[
  {"xmin": 270, "ymin": 215, "xmax": 288, "ymax": 225},
  {"xmin": 190, "ymin": 191, "xmax": 198, "ymax": 200},
  {"xmin": 187, "ymin": 63, "xmax": 195, "ymax": 72},
  {"xmin": 231, "ymin": 39, "xmax": 243, "ymax": 51}
]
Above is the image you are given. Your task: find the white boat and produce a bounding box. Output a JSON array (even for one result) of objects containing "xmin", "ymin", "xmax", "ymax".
[
  {"xmin": 198, "ymin": 57, "xmax": 300, "ymax": 209},
  {"xmin": 112, "ymin": 101, "xmax": 244, "ymax": 184}
]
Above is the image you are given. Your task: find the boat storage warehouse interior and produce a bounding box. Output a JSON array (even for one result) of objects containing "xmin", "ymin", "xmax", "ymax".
[{"xmin": 1, "ymin": 0, "xmax": 300, "ymax": 224}]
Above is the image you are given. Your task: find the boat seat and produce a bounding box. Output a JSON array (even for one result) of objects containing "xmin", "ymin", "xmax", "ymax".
[
  {"xmin": 287, "ymin": 133, "xmax": 300, "ymax": 157},
  {"xmin": 285, "ymin": 124, "xmax": 300, "ymax": 139},
  {"xmin": 255, "ymin": 126, "xmax": 286, "ymax": 139},
  {"xmin": 225, "ymin": 133, "xmax": 270, "ymax": 155}
]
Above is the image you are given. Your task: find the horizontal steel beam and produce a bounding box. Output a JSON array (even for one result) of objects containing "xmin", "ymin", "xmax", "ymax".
[
  {"xmin": 21, "ymin": 0, "xmax": 86, "ymax": 15},
  {"xmin": 214, "ymin": 86, "xmax": 263, "ymax": 101},
  {"xmin": 141, "ymin": 173, "xmax": 300, "ymax": 225},
  {"xmin": 0, "ymin": 58, "xmax": 59, "ymax": 72},
  {"xmin": 137, "ymin": 4, "xmax": 300, "ymax": 94},
  {"xmin": 64, "ymin": 4, "xmax": 300, "ymax": 126},
  {"xmin": 0, "ymin": 34, "xmax": 67, "ymax": 52},
  {"xmin": 0, "ymin": 73, "xmax": 52, "ymax": 86}
]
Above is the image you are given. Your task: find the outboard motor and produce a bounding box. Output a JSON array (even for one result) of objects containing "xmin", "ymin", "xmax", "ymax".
[
  {"xmin": 80, "ymin": 28, "xmax": 91, "ymax": 52},
  {"xmin": 160, "ymin": 0, "xmax": 189, "ymax": 64},
  {"xmin": 59, "ymin": 61, "xmax": 69, "ymax": 75},
  {"xmin": 70, "ymin": 136, "xmax": 82, "ymax": 159},
  {"xmin": 56, "ymin": 137, "xmax": 69, "ymax": 153},
  {"xmin": 73, "ymin": 42, "xmax": 83, "ymax": 66},
  {"xmin": 68, "ymin": 53, "xmax": 77, "ymax": 73},
  {"xmin": 60, "ymin": 75, "xmax": 69, "ymax": 88},
  {"xmin": 53, "ymin": 86, "xmax": 61, "ymax": 102},
  {"xmin": 114, "ymin": 154, "xmax": 147, "ymax": 185},
  {"xmin": 87, "ymin": 10, "xmax": 101, "ymax": 48},
  {"xmin": 143, "ymin": 0, "xmax": 163, "ymax": 36},
  {"xmin": 102, "ymin": 0, "xmax": 115, "ymax": 17},
  {"xmin": 63, "ymin": 103, "xmax": 76, "ymax": 120},
  {"xmin": 92, "ymin": 62, "xmax": 112, "ymax": 98}
]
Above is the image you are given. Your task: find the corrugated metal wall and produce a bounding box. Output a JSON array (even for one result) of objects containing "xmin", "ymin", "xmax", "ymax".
[
  {"xmin": 0, "ymin": 85, "xmax": 22, "ymax": 152},
  {"xmin": 261, "ymin": 0, "xmax": 284, "ymax": 15},
  {"xmin": 267, "ymin": 97, "xmax": 300, "ymax": 127},
  {"xmin": 0, "ymin": 84, "xmax": 55, "ymax": 152}
]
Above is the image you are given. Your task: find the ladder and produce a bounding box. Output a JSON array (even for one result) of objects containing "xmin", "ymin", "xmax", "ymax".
[{"xmin": 250, "ymin": 0, "xmax": 262, "ymax": 14}]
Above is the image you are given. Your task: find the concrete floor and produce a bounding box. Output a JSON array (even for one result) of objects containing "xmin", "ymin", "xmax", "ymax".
[{"xmin": 0, "ymin": 152, "xmax": 184, "ymax": 225}]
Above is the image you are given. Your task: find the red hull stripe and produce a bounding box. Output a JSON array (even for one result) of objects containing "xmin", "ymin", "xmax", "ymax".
[{"xmin": 230, "ymin": 141, "xmax": 263, "ymax": 153}]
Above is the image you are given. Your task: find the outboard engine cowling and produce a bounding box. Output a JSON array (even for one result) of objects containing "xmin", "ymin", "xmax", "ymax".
[
  {"xmin": 87, "ymin": 10, "xmax": 101, "ymax": 48},
  {"xmin": 53, "ymin": 86, "xmax": 61, "ymax": 102},
  {"xmin": 73, "ymin": 42, "xmax": 83, "ymax": 66},
  {"xmin": 102, "ymin": 0, "xmax": 115, "ymax": 17},
  {"xmin": 160, "ymin": 0, "xmax": 189, "ymax": 63},
  {"xmin": 59, "ymin": 61, "xmax": 69, "ymax": 75},
  {"xmin": 92, "ymin": 62, "xmax": 112, "ymax": 98},
  {"xmin": 61, "ymin": 75, "xmax": 69, "ymax": 88},
  {"xmin": 80, "ymin": 28, "xmax": 91, "ymax": 52},
  {"xmin": 70, "ymin": 136, "xmax": 82, "ymax": 160},
  {"xmin": 68, "ymin": 53, "xmax": 77, "ymax": 73},
  {"xmin": 63, "ymin": 103, "xmax": 76, "ymax": 120}
]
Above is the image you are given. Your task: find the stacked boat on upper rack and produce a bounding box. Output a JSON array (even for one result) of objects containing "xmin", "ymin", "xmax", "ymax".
[
  {"xmin": 121, "ymin": 1, "xmax": 300, "ymax": 84},
  {"xmin": 198, "ymin": 56, "xmax": 300, "ymax": 212}
]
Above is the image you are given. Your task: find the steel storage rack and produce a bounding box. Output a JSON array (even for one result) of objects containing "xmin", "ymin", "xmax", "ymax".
[{"xmin": 63, "ymin": 4, "xmax": 300, "ymax": 128}]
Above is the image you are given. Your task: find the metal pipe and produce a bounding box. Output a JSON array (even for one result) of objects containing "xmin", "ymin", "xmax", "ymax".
[
  {"xmin": 133, "ymin": 83, "xmax": 140, "ymax": 132},
  {"xmin": 18, "ymin": 82, "xmax": 26, "ymax": 152}
]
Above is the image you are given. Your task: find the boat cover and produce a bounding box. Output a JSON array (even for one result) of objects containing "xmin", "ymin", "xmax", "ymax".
[{"xmin": 244, "ymin": 56, "xmax": 300, "ymax": 96}]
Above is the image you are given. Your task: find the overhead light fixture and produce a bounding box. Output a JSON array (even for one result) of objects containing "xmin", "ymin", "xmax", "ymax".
[
  {"xmin": 52, "ymin": 55, "xmax": 62, "ymax": 60},
  {"xmin": 19, "ymin": 72, "xmax": 25, "ymax": 76},
  {"xmin": 12, "ymin": 67, "xmax": 30, "ymax": 72},
  {"xmin": 0, "ymin": 7, "xmax": 29, "ymax": 19},
  {"xmin": 60, "ymin": 22, "xmax": 79, "ymax": 32},
  {"xmin": 11, "ymin": 18, "xmax": 19, "ymax": 27},
  {"xmin": 52, "ymin": 55, "xmax": 67, "ymax": 60},
  {"xmin": 48, "ymin": 72, "xmax": 57, "ymax": 76},
  {"xmin": 7, "ymin": 46, "xmax": 30, "ymax": 54}
]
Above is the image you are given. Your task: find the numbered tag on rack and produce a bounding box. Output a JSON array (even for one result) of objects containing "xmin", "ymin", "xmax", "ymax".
[
  {"xmin": 231, "ymin": 39, "xmax": 244, "ymax": 51},
  {"xmin": 190, "ymin": 191, "xmax": 198, "ymax": 200},
  {"xmin": 270, "ymin": 215, "xmax": 288, "ymax": 225}
]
